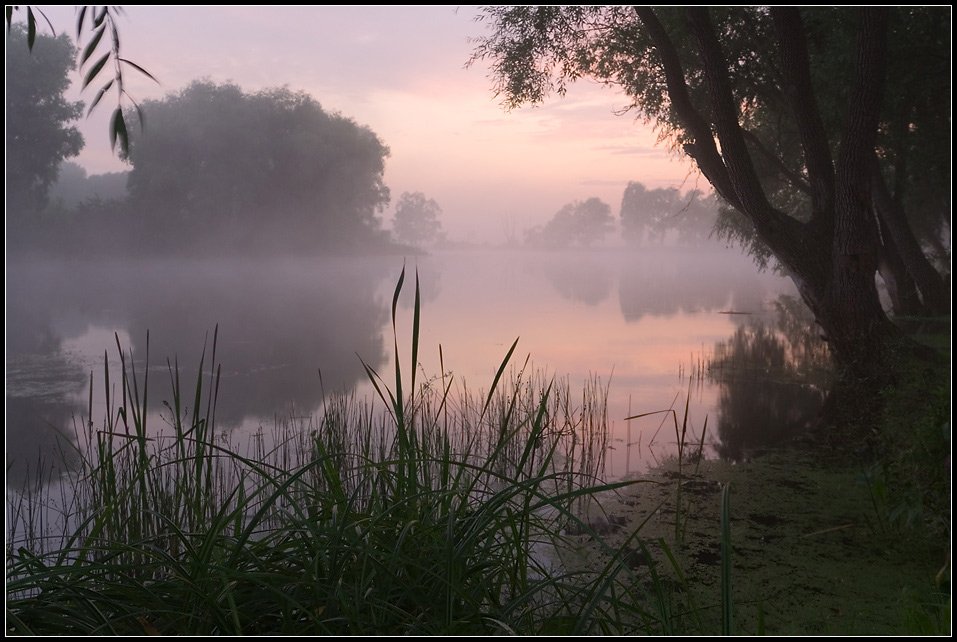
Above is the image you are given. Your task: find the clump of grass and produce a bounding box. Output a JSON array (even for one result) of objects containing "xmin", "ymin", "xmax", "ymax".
[
  {"xmin": 858, "ymin": 340, "xmax": 950, "ymax": 634},
  {"xmin": 624, "ymin": 380, "xmax": 707, "ymax": 546},
  {"xmin": 870, "ymin": 353, "xmax": 950, "ymax": 538},
  {"xmin": 7, "ymin": 267, "xmax": 675, "ymax": 635}
]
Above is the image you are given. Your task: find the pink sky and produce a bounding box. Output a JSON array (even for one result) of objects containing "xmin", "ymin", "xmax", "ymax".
[{"xmin": 25, "ymin": 5, "xmax": 700, "ymax": 243}]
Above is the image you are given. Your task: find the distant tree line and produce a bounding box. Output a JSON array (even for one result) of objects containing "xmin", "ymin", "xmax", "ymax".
[
  {"xmin": 619, "ymin": 182, "xmax": 719, "ymax": 246},
  {"xmin": 525, "ymin": 197, "xmax": 614, "ymax": 248},
  {"xmin": 525, "ymin": 184, "xmax": 721, "ymax": 249},
  {"xmin": 47, "ymin": 162, "xmax": 128, "ymax": 209},
  {"xmin": 7, "ymin": 26, "xmax": 448, "ymax": 257}
]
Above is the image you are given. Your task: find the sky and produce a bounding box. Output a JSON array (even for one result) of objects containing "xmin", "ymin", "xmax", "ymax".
[{"xmin": 19, "ymin": 5, "xmax": 702, "ymax": 244}]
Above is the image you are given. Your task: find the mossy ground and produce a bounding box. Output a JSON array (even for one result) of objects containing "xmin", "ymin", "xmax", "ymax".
[{"xmin": 567, "ymin": 444, "xmax": 950, "ymax": 635}]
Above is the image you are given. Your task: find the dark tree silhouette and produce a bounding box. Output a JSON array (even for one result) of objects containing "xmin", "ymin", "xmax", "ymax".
[
  {"xmin": 124, "ymin": 81, "xmax": 392, "ymax": 253},
  {"xmin": 6, "ymin": 23, "xmax": 83, "ymax": 218},
  {"xmin": 473, "ymin": 7, "xmax": 950, "ymax": 398}
]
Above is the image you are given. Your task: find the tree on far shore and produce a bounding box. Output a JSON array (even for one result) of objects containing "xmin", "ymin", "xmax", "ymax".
[
  {"xmin": 525, "ymin": 197, "xmax": 613, "ymax": 248},
  {"xmin": 391, "ymin": 191, "xmax": 444, "ymax": 247},
  {"xmin": 6, "ymin": 23, "xmax": 83, "ymax": 218}
]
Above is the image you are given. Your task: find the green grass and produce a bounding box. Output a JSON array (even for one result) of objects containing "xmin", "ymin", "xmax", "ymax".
[{"xmin": 6, "ymin": 266, "xmax": 697, "ymax": 635}]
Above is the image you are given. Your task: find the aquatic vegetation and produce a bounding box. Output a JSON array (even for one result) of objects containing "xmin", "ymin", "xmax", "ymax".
[
  {"xmin": 5, "ymin": 268, "xmax": 681, "ymax": 635},
  {"xmin": 8, "ymin": 266, "xmax": 941, "ymax": 635}
]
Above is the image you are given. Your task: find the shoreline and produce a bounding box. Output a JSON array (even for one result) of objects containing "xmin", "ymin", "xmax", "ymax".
[{"xmin": 568, "ymin": 444, "xmax": 948, "ymax": 634}]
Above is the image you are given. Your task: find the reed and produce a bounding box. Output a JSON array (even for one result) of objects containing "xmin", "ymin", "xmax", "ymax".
[
  {"xmin": 624, "ymin": 379, "xmax": 706, "ymax": 546},
  {"xmin": 7, "ymin": 266, "xmax": 673, "ymax": 635}
]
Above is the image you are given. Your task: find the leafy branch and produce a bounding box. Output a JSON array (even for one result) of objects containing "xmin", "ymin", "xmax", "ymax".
[{"xmin": 6, "ymin": 5, "xmax": 159, "ymax": 156}]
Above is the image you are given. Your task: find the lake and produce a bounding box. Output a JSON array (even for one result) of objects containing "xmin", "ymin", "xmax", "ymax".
[{"xmin": 5, "ymin": 245, "xmax": 831, "ymax": 490}]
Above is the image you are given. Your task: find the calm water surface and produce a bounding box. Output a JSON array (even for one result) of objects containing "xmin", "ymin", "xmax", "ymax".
[{"xmin": 6, "ymin": 246, "xmax": 830, "ymax": 489}]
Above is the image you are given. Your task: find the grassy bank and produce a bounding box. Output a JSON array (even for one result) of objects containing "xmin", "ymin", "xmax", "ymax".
[
  {"xmin": 568, "ymin": 319, "xmax": 951, "ymax": 635},
  {"xmin": 6, "ymin": 269, "xmax": 671, "ymax": 635},
  {"xmin": 570, "ymin": 449, "xmax": 949, "ymax": 635},
  {"xmin": 6, "ymin": 270, "xmax": 949, "ymax": 635}
]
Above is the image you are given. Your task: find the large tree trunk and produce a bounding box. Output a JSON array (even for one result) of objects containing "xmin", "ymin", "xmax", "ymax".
[
  {"xmin": 870, "ymin": 162, "xmax": 951, "ymax": 314},
  {"xmin": 638, "ymin": 7, "xmax": 916, "ymax": 413},
  {"xmin": 875, "ymin": 213, "xmax": 927, "ymax": 317},
  {"xmin": 704, "ymin": 8, "xmax": 899, "ymax": 383},
  {"xmin": 818, "ymin": 9, "xmax": 899, "ymax": 387}
]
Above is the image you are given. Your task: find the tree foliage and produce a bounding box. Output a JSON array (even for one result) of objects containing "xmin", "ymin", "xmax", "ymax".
[
  {"xmin": 48, "ymin": 161, "xmax": 128, "ymax": 208},
  {"xmin": 391, "ymin": 191, "xmax": 443, "ymax": 247},
  {"xmin": 620, "ymin": 182, "xmax": 719, "ymax": 246},
  {"xmin": 124, "ymin": 81, "xmax": 391, "ymax": 253},
  {"xmin": 5, "ymin": 23, "xmax": 84, "ymax": 217},
  {"xmin": 474, "ymin": 6, "xmax": 950, "ymax": 385},
  {"xmin": 7, "ymin": 6, "xmax": 158, "ymax": 155},
  {"xmin": 525, "ymin": 197, "xmax": 613, "ymax": 248}
]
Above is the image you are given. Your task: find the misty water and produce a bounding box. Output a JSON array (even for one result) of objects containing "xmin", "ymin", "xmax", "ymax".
[{"xmin": 6, "ymin": 245, "xmax": 831, "ymax": 491}]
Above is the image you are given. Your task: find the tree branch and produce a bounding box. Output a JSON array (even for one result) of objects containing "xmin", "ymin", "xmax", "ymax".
[
  {"xmin": 870, "ymin": 154, "xmax": 949, "ymax": 313},
  {"xmin": 770, "ymin": 8, "xmax": 836, "ymax": 225},
  {"xmin": 836, "ymin": 8, "xmax": 887, "ymax": 192},
  {"xmin": 683, "ymin": 6, "xmax": 820, "ymax": 289},
  {"xmin": 631, "ymin": 7, "xmax": 742, "ymax": 211},
  {"xmin": 741, "ymin": 128, "xmax": 812, "ymax": 195},
  {"xmin": 685, "ymin": 8, "xmax": 778, "ymax": 227}
]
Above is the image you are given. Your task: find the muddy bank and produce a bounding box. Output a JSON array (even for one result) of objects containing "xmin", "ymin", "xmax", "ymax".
[{"xmin": 567, "ymin": 447, "xmax": 949, "ymax": 634}]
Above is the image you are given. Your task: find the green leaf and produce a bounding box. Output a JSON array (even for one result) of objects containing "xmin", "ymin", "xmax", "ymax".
[
  {"xmin": 110, "ymin": 19, "xmax": 120, "ymax": 55},
  {"xmin": 26, "ymin": 7, "xmax": 36, "ymax": 51},
  {"xmin": 81, "ymin": 23, "xmax": 106, "ymax": 66},
  {"xmin": 93, "ymin": 6, "xmax": 108, "ymax": 28},
  {"xmin": 87, "ymin": 78, "xmax": 115, "ymax": 117},
  {"xmin": 411, "ymin": 269, "xmax": 421, "ymax": 396},
  {"xmin": 110, "ymin": 107, "xmax": 129, "ymax": 155},
  {"xmin": 76, "ymin": 5, "xmax": 88, "ymax": 39},
  {"xmin": 34, "ymin": 7, "xmax": 55, "ymax": 36},
  {"xmin": 481, "ymin": 336, "xmax": 520, "ymax": 418},
  {"xmin": 119, "ymin": 57, "xmax": 159, "ymax": 84},
  {"xmin": 82, "ymin": 51, "xmax": 111, "ymax": 90},
  {"xmin": 130, "ymin": 95, "xmax": 146, "ymax": 131}
]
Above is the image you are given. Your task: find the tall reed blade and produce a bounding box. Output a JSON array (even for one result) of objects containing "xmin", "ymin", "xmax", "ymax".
[
  {"xmin": 391, "ymin": 264, "xmax": 406, "ymax": 430},
  {"xmin": 720, "ymin": 482, "xmax": 733, "ymax": 635},
  {"xmin": 411, "ymin": 269, "xmax": 421, "ymax": 408}
]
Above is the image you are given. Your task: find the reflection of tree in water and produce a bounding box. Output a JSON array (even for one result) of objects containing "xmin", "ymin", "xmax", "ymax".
[
  {"xmin": 7, "ymin": 267, "xmax": 89, "ymax": 489},
  {"xmin": 6, "ymin": 397, "xmax": 84, "ymax": 490},
  {"xmin": 109, "ymin": 260, "xmax": 393, "ymax": 427},
  {"xmin": 617, "ymin": 246, "xmax": 786, "ymax": 321},
  {"xmin": 7, "ymin": 257, "xmax": 393, "ymax": 433},
  {"xmin": 709, "ymin": 295, "xmax": 832, "ymax": 462},
  {"xmin": 540, "ymin": 253, "xmax": 613, "ymax": 306}
]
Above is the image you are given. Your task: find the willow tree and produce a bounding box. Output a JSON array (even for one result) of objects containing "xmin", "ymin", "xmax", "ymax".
[{"xmin": 472, "ymin": 6, "xmax": 949, "ymax": 395}]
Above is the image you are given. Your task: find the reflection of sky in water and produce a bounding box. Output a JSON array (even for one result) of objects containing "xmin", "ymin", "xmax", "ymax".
[
  {"xmin": 358, "ymin": 248, "xmax": 809, "ymax": 479},
  {"xmin": 6, "ymin": 248, "xmax": 824, "ymax": 489},
  {"xmin": 6, "ymin": 351, "xmax": 88, "ymax": 401}
]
